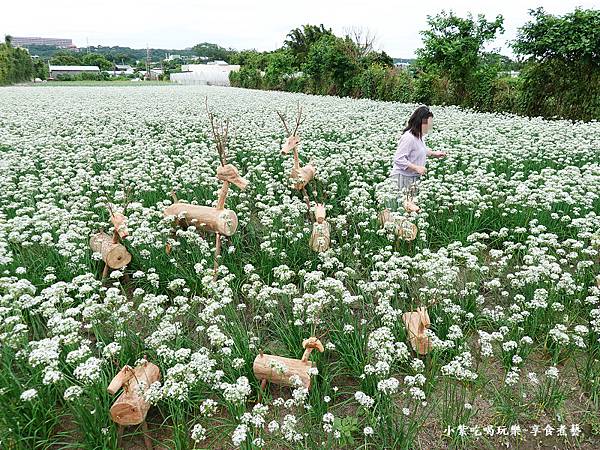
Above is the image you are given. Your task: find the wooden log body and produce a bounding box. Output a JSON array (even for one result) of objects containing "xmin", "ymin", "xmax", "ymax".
[
  {"xmin": 253, "ymin": 353, "xmax": 314, "ymax": 389},
  {"xmin": 290, "ymin": 164, "xmax": 316, "ymax": 190},
  {"xmin": 164, "ymin": 203, "xmax": 238, "ymax": 236},
  {"xmin": 253, "ymin": 337, "xmax": 323, "ymax": 390},
  {"xmin": 402, "ymin": 307, "xmax": 431, "ymax": 355},
  {"xmin": 108, "ymin": 362, "xmax": 161, "ymax": 426},
  {"xmin": 90, "ymin": 232, "xmax": 131, "ymax": 269},
  {"xmin": 309, "ymin": 220, "xmax": 331, "ymax": 252},
  {"xmin": 396, "ymin": 217, "xmax": 418, "ymax": 241}
]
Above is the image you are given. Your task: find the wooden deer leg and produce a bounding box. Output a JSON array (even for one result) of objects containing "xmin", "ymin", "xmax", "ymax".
[
  {"xmin": 302, "ymin": 187, "xmax": 312, "ymax": 217},
  {"xmin": 166, "ymin": 219, "xmax": 178, "ymax": 255},
  {"xmin": 257, "ymin": 378, "xmax": 267, "ymax": 403},
  {"xmin": 213, "ymin": 232, "xmax": 222, "ymax": 280},
  {"xmin": 121, "ymin": 272, "xmax": 133, "ymax": 300},
  {"xmin": 142, "ymin": 421, "xmax": 153, "ymax": 450},
  {"xmin": 102, "ymin": 263, "xmax": 109, "ymax": 279}
]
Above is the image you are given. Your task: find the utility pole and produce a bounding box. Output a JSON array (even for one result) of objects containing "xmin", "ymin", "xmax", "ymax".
[{"xmin": 146, "ymin": 44, "xmax": 151, "ymax": 80}]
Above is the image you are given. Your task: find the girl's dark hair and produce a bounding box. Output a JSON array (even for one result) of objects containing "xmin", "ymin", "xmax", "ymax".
[{"xmin": 402, "ymin": 105, "xmax": 433, "ymax": 139}]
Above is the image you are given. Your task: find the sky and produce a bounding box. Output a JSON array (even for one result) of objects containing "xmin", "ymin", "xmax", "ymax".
[{"xmin": 2, "ymin": 0, "xmax": 598, "ymax": 58}]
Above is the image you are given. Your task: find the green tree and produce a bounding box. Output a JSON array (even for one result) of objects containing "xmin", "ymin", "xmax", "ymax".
[
  {"xmin": 32, "ymin": 58, "xmax": 49, "ymax": 80},
  {"xmin": 512, "ymin": 7, "xmax": 600, "ymax": 120},
  {"xmin": 414, "ymin": 10, "xmax": 504, "ymax": 106},
  {"xmin": 284, "ymin": 24, "xmax": 335, "ymax": 66},
  {"xmin": 0, "ymin": 35, "xmax": 34, "ymax": 85},
  {"xmin": 263, "ymin": 49, "xmax": 296, "ymax": 90},
  {"xmin": 302, "ymin": 35, "xmax": 359, "ymax": 96},
  {"xmin": 192, "ymin": 42, "xmax": 235, "ymax": 62},
  {"xmin": 50, "ymin": 51, "xmax": 82, "ymax": 66},
  {"xmin": 81, "ymin": 53, "xmax": 114, "ymax": 71}
]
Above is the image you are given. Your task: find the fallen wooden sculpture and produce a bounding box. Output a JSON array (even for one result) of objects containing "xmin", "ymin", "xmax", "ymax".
[
  {"xmin": 402, "ymin": 306, "xmax": 432, "ymax": 355},
  {"xmin": 107, "ymin": 360, "xmax": 161, "ymax": 450},
  {"xmin": 277, "ymin": 104, "xmax": 316, "ymax": 191},
  {"xmin": 90, "ymin": 206, "xmax": 132, "ymax": 278},
  {"xmin": 309, "ymin": 203, "xmax": 331, "ymax": 252},
  {"xmin": 254, "ymin": 337, "xmax": 324, "ymax": 392},
  {"xmin": 378, "ymin": 208, "xmax": 418, "ymax": 241}
]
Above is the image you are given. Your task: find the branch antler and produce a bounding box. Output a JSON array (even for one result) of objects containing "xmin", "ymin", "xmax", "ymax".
[
  {"xmin": 292, "ymin": 101, "xmax": 305, "ymax": 136},
  {"xmin": 277, "ymin": 101, "xmax": 305, "ymax": 137},
  {"xmin": 205, "ymin": 96, "xmax": 228, "ymax": 166}
]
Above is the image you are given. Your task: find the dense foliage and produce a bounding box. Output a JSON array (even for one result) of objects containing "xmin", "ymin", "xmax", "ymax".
[
  {"xmin": 0, "ymin": 36, "xmax": 34, "ymax": 85},
  {"xmin": 230, "ymin": 9, "xmax": 599, "ymax": 121}
]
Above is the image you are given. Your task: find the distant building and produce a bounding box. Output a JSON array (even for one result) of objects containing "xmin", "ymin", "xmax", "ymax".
[
  {"xmin": 48, "ymin": 65, "xmax": 100, "ymax": 78},
  {"xmin": 165, "ymin": 54, "xmax": 181, "ymax": 61},
  {"xmin": 115, "ymin": 64, "xmax": 134, "ymax": 73},
  {"xmin": 207, "ymin": 60, "xmax": 229, "ymax": 66},
  {"xmin": 171, "ymin": 64, "xmax": 240, "ymax": 86},
  {"xmin": 394, "ymin": 62, "xmax": 411, "ymax": 70},
  {"xmin": 105, "ymin": 64, "xmax": 135, "ymax": 77},
  {"xmin": 12, "ymin": 36, "xmax": 74, "ymax": 48}
]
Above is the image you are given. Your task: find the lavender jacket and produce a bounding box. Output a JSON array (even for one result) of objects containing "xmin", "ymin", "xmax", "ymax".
[{"xmin": 389, "ymin": 130, "xmax": 428, "ymax": 177}]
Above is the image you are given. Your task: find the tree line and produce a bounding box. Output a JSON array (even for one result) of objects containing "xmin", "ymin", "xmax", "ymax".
[
  {"xmin": 0, "ymin": 36, "xmax": 41, "ymax": 85},
  {"xmin": 228, "ymin": 8, "xmax": 599, "ymax": 121}
]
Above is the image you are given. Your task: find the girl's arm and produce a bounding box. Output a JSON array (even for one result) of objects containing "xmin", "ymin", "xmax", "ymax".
[{"xmin": 426, "ymin": 147, "xmax": 447, "ymax": 158}]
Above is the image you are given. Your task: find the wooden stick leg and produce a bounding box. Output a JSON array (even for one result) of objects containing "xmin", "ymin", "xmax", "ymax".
[
  {"xmin": 258, "ymin": 378, "xmax": 267, "ymax": 403},
  {"xmin": 102, "ymin": 263, "xmax": 109, "ymax": 279},
  {"xmin": 302, "ymin": 188, "xmax": 312, "ymax": 218},
  {"xmin": 142, "ymin": 420, "xmax": 152, "ymax": 450},
  {"xmin": 213, "ymin": 232, "xmax": 222, "ymax": 281},
  {"xmin": 116, "ymin": 424, "xmax": 125, "ymax": 449},
  {"xmin": 121, "ymin": 272, "xmax": 133, "ymax": 300}
]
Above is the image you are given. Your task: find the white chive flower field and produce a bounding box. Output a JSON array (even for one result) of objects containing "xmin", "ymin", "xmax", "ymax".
[{"xmin": 1, "ymin": 84, "xmax": 600, "ymax": 449}]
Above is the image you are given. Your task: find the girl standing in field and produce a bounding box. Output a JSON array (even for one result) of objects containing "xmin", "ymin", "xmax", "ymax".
[{"xmin": 389, "ymin": 105, "xmax": 446, "ymax": 211}]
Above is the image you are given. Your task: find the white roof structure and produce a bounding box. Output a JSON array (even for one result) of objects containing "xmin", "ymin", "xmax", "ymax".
[{"xmin": 49, "ymin": 65, "xmax": 100, "ymax": 71}]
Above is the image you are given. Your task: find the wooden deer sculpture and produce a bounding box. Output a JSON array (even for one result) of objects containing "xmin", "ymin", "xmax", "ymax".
[
  {"xmin": 163, "ymin": 100, "xmax": 249, "ymax": 278},
  {"xmin": 309, "ymin": 203, "xmax": 331, "ymax": 252},
  {"xmin": 402, "ymin": 306, "xmax": 432, "ymax": 355},
  {"xmin": 107, "ymin": 359, "xmax": 161, "ymax": 450},
  {"xmin": 253, "ymin": 337, "xmax": 324, "ymax": 393},
  {"xmin": 378, "ymin": 209, "xmax": 418, "ymax": 241},
  {"xmin": 90, "ymin": 204, "xmax": 132, "ymax": 279},
  {"xmin": 277, "ymin": 103, "xmax": 316, "ymax": 194}
]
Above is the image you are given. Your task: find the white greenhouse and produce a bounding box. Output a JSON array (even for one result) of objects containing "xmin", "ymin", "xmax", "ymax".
[{"xmin": 170, "ymin": 64, "xmax": 240, "ymax": 86}]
